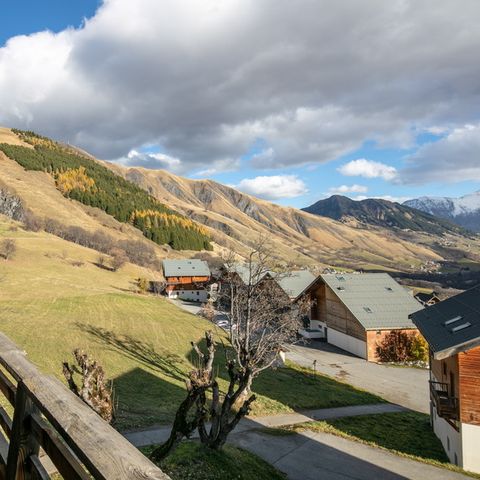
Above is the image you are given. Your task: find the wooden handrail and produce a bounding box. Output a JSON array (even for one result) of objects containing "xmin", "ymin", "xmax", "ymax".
[{"xmin": 0, "ymin": 333, "xmax": 171, "ymax": 479}]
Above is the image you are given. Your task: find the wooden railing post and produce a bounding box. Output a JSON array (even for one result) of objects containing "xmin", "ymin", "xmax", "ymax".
[{"xmin": 6, "ymin": 382, "xmax": 40, "ymax": 480}]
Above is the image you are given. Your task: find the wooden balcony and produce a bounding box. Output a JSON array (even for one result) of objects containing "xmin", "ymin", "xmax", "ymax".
[
  {"xmin": 429, "ymin": 380, "xmax": 459, "ymax": 421},
  {"xmin": 0, "ymin": 332, "xmax": 170, "ymax": 479}
]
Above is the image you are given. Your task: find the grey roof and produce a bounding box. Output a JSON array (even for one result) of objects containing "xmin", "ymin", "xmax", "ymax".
[
  {"xmin": 321, "ymin": 273, "xmax": 423, "ymax": 330},
  {"xmin": 162, "ymin": 259, "xmax": 210, "ymax": 277},
  {"xmin": 225, "ymin": 264, "xmax": 270, "ymax": 284},
  {"xmin": 277, "ymin": 270, "xmax": 316, "ymax": 299},
  {"xmin": 411, "ymin": 285, "xmax": 480, "ymax": 359}
]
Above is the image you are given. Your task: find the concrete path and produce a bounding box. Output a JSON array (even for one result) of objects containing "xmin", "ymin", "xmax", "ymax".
[
  {"xmin": 287, "ymin": 342, "xmax": 429, "ymax": 413},
  {"xmin": 232, "ymin": 429, "xmax": 471, "ymax": 480},
  {"xmin": 124, "ymin": 403, "xmax": 406, "ymax": 447}
]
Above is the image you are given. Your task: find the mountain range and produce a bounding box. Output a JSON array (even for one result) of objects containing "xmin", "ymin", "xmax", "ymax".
[
  {"xmin": 404, "ymin": 192, "xmax": 480, "ymax": 232},
  {"xmin": 302, "ymin": 195, "xmax": 465, "ymax": 236},
  {"xmin": 1, "ymin": 127, "xmax": 479, "ymax": 273}
]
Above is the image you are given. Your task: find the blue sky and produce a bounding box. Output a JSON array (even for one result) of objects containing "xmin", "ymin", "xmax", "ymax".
[
  {"xmin": 0, "ymin": 1, "xmax": 100, "ymax": 47},
  {"xmin": 1, "ymin": 0, "xmax": 479, "ymax": 209}
]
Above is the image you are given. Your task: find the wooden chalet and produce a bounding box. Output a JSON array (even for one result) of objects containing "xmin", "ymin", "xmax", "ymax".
[
  {"xmin": 162, "ymin": 259, "xmax": 211, "ymax": 302},
  {"xmin": 414, "ymin": 291, "xmax": 441, "ymax": 307},
  {"xmin": 411, "ymin": 285, "xmax": 480, "ymax": 473},
  {"xmin": 300, "ymin": 273, "xmax": 423, "ymax": 361}
]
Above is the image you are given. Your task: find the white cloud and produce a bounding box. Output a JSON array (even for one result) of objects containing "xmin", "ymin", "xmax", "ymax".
[
  {"xmin": 400, "ymin": 123, "xmax": 480, "ymax": 183},
  {"xmin": 0, "ymin": 0, "xmax": 479, "ymax": 175},
  {"xmin": 328, "ymin": 184, "xmax": 368, "ymax": 195},
  {"xmin": 235, "ymin": 175, "xmax": 308, "ymax": 200},
  {"xmin": 116, "ymin": 149, "xmax": 183, "ymax": 172},
  {"xmin": 353, "ymin": 195, "xmax": 413, "ymax": 203},
  {"xmin": 338, "ymin": 159, "xmax": 398, "ymax": 180}
]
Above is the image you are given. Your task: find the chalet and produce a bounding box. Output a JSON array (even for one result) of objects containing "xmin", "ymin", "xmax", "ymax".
[
  {"xmin": 222, "ymin": 265, "xmax": 315, "ymax": 302},
  {"xmin": 276, "ymin": 270, "xmax": 316, "ymax": 301},
  {"xmin": 415, "ymin": 291, "xmax": 441, "ymax": 307},
  {"xmin": 300, "ymin": 273, "xmax": 423, "ymax": 361},
  {"xmin": 411, "ymin": 286, "xmax": 480, "ymax": 473},
  {"xmin": 162, "ymin": 259, "xmax": 211, "ymax": 302}
]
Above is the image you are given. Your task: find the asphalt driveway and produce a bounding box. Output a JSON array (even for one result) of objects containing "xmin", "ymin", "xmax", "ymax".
[{"xmin": 286, "ymin": 342, "xmax": 429, "ymax": 413}]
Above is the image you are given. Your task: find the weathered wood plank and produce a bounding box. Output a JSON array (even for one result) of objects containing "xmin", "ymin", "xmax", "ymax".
[
  {"xmin": 0, "ymin": 333, "xmax": 170, "ymax": 480},
  {"xmin": 0, "ymin": 430, "xmax": 9, "ymax": 465},
  {"xmin": 30, "ymin": 413, "xmax": 90, "ymax": 480},
  {"xmin": 0, "ymin": 405, "xmax": 12, "ymax": 438},
  {"xmin": 6, "ymin": 382, "xmax": 41, "ymax": 480},
  {"xmin": 23, "ymin": 375, "xmax": 169, "ymax": 480},
  {"xmin": 0, "ymin": 368, "xmax": 17, "ymax": 406},
  {"xmin": 28, "ymin": 455, "xmax": 50, "ymax": 480}
]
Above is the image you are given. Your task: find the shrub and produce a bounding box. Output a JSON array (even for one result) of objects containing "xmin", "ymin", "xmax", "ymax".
[
  {"xmin": 0, "ymin": 239, "xmax": 17, "ymax": 260},
  {"xmin": 410, "ymin": 335, "xmax": 429, "ymax": 363},
  {"xmin": 376, "ymin": 331, "xmax": 427, "ymax": 363},
  {"xmin": 110, "ymin": 248, "xmax": 128, "ymax": 272},
  {"xmin": 137, "ymin": 277, "xmax": 149, "ymax": 294},
  {"xmin": 23, "ymin": 210, "xmax": 43, "ymax": 232}
]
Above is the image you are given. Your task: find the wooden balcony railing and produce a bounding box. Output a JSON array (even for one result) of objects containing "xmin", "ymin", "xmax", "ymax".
[
  {"xmin": 429, "ymin": 380, "xmax": 459, "ymax": 421},
  {"xmin": 0, "ymin": 332, "xmax": 170, "ymax": 479}
]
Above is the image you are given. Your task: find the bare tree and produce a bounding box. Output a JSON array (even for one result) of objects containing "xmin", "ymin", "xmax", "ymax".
[
  {"xmin": 110, "ymin": 247, "xmax": 128, "ymax": 272},
  {"xmin": 0, "ymin": 239, "xmax": 17, "ymax": 260},
  {"xmin": 62, "ymin": 349, "xmax": 115, "ymax": 423},
  {"xmin": 151, "ymin": 240, "xmax": 309, "ymax": 460}
]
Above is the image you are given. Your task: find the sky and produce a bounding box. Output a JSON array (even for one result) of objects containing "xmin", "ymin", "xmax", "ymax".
[{"xmin": 1, "ymin": 0, "xmax": 480, "ymax": 209}]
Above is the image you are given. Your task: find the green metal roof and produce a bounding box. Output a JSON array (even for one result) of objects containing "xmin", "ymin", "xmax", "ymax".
[
  {"xmin": 321, "ymin": 273, "xmax": 423, "ymax": 330},
  {"xmin": 411, "ymin": 285, "xmax": 480, "ymax": 359},
  {"xmin": 277, "ymin": 270, "xmax": 316, "ymax": 299},
  {"xmin": 162, "ymin": 259, "xmax": 210, "ymax": 277}
]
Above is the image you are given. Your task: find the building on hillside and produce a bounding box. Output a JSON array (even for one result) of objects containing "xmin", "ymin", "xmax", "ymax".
[
  {"xmin": 162, "ymin": 259, "xmax": 211, "ymax": 302},
  {"xmin": 410, "ymin": 286, "xmax": 480, "ymax": 473},
  {"xmin": 276, "ymin": 270, "xmax": 316, "ymax": 301},
  {"xmin": 221, "ymin": 265, "xmax": 314, "ymax": 301},
  {"xmin": 415, "ymin": 291, "xmax": 441, "ymax": 307},
  {"xmin": 299, "ymin": 273, "xmax": 423, "ymax": 361}
]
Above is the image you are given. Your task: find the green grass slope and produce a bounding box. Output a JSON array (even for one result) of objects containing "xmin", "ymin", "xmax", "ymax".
[{"xmin": 0, "ymin": 217, "xmax": 383, "ymax": 431}]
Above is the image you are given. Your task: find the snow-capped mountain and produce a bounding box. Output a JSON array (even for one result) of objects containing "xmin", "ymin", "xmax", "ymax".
[{"xmin": 404, "ymin": 191, "xmax": 480, "ymax": 232}]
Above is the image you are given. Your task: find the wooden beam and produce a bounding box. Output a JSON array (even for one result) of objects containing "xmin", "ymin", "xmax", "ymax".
[
  {"xmin": 0, "ymin": 333, "xmax": 170, "ymax": 480},
  {"xmin": 6, "ymin": 382, "xmax": 41, "ymax": 480},
  {"xmin": 30, "ymin": 413, "xmax": 90, "ymax": 480}
]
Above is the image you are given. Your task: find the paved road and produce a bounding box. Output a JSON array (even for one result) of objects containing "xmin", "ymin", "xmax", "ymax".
[
  {"xmin": 124, "ymin": 403, "xmax": 406, "ymax": 447},
  {"xmin": 167, "ymin": 298, "xmax": 204, "ymax": 315},
  {"xmin": 232, "ymin": 429, "xmax": 470, "ymax": 480},
  {"xmin": 287, "ymin": 342, "xmax": 429, "ymax": 413}
]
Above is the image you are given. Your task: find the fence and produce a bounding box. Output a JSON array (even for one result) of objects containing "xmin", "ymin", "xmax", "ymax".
[{"xmin": 0, "ymin": 332, "xmax": 170, "ymax": 479}]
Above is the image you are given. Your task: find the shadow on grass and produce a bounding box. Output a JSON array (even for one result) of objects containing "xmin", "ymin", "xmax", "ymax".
[
  {"xmin": 187, "ymin": 337, "xmax": 384, "ymax": 415},
  {"xmin": 77, "ymin": 323, "xmax": 187, "ymax": 382},
  {"xmin": 113, "ymin": 367, "xmax": 189, "ymax": 430}
]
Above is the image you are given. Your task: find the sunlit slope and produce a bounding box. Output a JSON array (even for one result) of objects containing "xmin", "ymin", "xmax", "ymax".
[{"xmin": 110, "ymin": 165, "xmax": 445, "ymax": 270}]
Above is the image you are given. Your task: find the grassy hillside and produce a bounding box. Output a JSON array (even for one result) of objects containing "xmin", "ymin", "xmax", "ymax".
[
  {"xmin": 0, "ymin": 129, "xmax": 211, "ymax": 251},
  {"xmin": 0, "ymin": 217, "xmax": 382, "ymax": 430},
  {"xmin": 110, "ymin": 166, "xmax": 457, "ymax": 271}
]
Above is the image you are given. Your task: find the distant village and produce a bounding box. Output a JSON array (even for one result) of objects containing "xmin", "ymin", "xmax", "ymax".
[{"xmin": 161, "ymin": 257, "xmax": 480, "ymax": 474}]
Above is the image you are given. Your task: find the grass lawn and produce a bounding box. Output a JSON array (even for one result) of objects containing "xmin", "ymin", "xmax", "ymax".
[
  {"xmin": 142, "ymin": 441, "xmax": 287, "ymax": 480},
  {"xmin": 0, "ymin": 219, "xmax": 384, "ymax": 430},
  {"xmin": 280, "ymin": 412, "xmax": 480, "ymax": 478}
]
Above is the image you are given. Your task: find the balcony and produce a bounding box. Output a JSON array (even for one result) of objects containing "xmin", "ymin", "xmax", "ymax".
[{"xmin": 429, "ymin": 380, "xmax": 459, "ymax": 421}]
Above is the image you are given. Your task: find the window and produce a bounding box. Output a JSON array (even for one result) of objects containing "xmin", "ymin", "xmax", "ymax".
[
  {"xmin": 363, "ymin": 307, "xmax": 373, "ymax": 314},
  {"xmin": 443, "ymin": 361, "xmax": 447, "ymax": 376},
  {"xmin": 451, "ymin": 322, "xmax": 471, "ymax": 333},
  {"xmin": 444, "ymin": 315, "xmax": 462, "ymax": 326},
  {"xmin": 447, "ymin": 437, "xmax": 450, "ymax": 451},
  {"xmin": 385, "ymin": 287, "xmax": 393, "ymax": 292}
]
